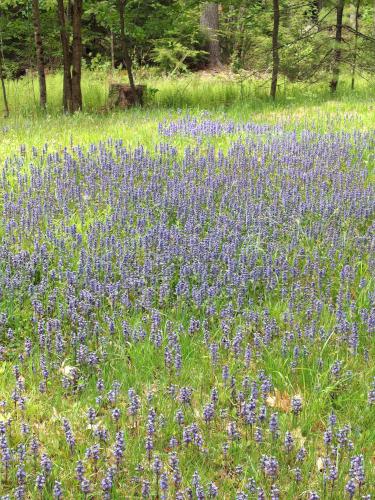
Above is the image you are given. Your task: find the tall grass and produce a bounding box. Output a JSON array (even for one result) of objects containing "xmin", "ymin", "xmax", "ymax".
[
  {"xmin": 1, "ymin": 70, "xmax": 375, "ymax": 160},
  {"xmin": 2, "ymin": 70, "xmax": 375, "ymax": 117},
  {"xmin": 3, "ymin": 72, "xmax": 108, "ymax": 116}
]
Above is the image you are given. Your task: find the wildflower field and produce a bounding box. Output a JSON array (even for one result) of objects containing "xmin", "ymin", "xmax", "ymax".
[{"xmin": 0, "ymin": 85, "xmax": 374, "ymax": 499}]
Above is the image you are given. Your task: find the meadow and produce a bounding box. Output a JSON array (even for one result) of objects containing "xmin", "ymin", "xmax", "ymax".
[{"xmin": 0, "ymin": 72, "xmax": 374, "ymax": 499}]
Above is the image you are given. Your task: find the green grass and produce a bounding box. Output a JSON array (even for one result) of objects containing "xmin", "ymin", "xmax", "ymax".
[
  {"xmin": 0, "ymin": 72, "xmax": 374, "ymax": 498},
  {"xmin": 1, "ymin": 70, "xmax": 375, "ymax": 160}
]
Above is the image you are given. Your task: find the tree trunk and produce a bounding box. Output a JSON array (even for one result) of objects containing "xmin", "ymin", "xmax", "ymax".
[
  {"xmin": 118, "ymin": 0, "xmax": 138, "ymax": 103},
  {"xmin": 32, "ymin": 0, "xmax": 47, "ymax": 109},
  {"xmin": 0, "ymin": 42, "xmax": 9, "ymax": 118},
  {"xmin": 330, "ymin": 0, "xmax": 344, "ymax": 93},
  {"xmin": 108, "ymin": 83, "xmax": 145, "ymax": 108},
  {"xmin": 57, "ymin": 0, "xmax": 72, "ymax": 113},
  {"xmin": 200, "ymin": 2, "xmax": 221, "ymax": 68},
  {"xmin": 71, "ymin": 0, "xmax": 83, "ymax": 111},
  {"xmin": 351, "ymin": 0, "xmax": 360, "ymax": 90},
  {"xmin": 270, "ymin": 0, "xmax": 280, "ymax": 100}
]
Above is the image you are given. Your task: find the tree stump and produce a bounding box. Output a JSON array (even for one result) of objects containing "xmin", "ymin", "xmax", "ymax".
[{"xmin": 108, "ymin": 83, "xmax": 145, "ymax": 108}]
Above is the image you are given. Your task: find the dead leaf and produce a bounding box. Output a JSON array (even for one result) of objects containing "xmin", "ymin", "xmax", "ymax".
[
  {"xmin": 266, "ymin": 389, "xmax": 291, "ymax": 412},
  {"xmin": 266, "ymin": 395, "xmax": 277, "ymax": 407}
]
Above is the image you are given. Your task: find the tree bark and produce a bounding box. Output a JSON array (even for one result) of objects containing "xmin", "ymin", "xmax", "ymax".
[
  {"xmin": 57, "ymin": 0, "xmax": 72, "ymax": 113},
  {"xmin": 200, "ymin": 2, "xmax": 221, "ymax": 68},
  {"xmin": 0, "ymin": 44, "xmax": 9, "ymax": 118},
  {"xmin": 118, "ymin": 0, "xmax": 138, "ymax": 103},
  {"xmin": 270, "ymin": 0, "xmax": 280, "ymax": 100},
  {"xmin": 330, "ymin": 0, "xmax": 344, "ymax": 93},
  {"xmin": 71, "ymin": 0, "xmax": 83, "ymax": 111},
  {"xmin": 32, "ymin": 0, "xmax": 47, "ymax": 109},
  {"xmin": 351, "ymin": 0, "xmax": 360, "ymax": 90}
]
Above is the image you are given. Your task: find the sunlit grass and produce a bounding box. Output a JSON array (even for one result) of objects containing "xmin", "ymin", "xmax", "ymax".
[{"xmin": 1, "ymin": 71, "xmax": 375, "ymax": 160}]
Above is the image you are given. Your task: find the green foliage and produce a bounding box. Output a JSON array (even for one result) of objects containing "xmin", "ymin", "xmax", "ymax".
[
  {"xmin": 0, "ymin": 0, "xmax": 375, "ymax": 97},
  {"xmin": 152, "ymin": 40, "xmax": 205, "ymax": 74},
  {"xmin": 85, "ymin": 52, "xmax": 112, "ymax": 73}
]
